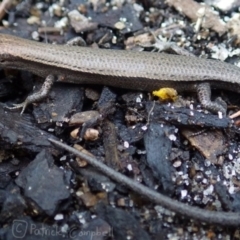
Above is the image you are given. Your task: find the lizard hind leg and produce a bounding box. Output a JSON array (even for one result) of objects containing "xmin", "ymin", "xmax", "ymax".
[
  {"xmin": 5, "ymin": 74, "xmax": 55, "ymax": 115},
  {"xmin": 196, "ymin": 82, "xmax": 227, "ymax": 115},
  {"xmin": 5, "ymin": 36, "xmax": 86, "ymax": 115}
]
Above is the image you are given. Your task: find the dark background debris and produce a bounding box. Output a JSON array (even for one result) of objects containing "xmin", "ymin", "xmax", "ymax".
[
  {"xmin": 144, "ymin": 123, "xmax": 175, "ymax": 195},
  {"xmin": 15, "ymin": 150, "xmax": 71, "ymax": 215}
]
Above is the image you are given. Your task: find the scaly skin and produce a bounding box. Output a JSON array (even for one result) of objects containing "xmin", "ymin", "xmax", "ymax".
[{"xmin": 0, "ymin": 33, "xmax": 239, "ymax": 113}]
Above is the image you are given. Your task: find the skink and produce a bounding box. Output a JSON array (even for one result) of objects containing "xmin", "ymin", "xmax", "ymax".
[
  {"xmin": 1, "ymin": 34, "xmax": 240, "ymax": 225},
  {"xmin": 0, "ymin": 33, "xmax": 240, "ymax": 114}
]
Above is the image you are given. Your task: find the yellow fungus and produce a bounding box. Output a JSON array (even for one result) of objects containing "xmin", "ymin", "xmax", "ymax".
[{"xmin": 152, "ymin": 88, "xmax": 178, "ymax": 101}]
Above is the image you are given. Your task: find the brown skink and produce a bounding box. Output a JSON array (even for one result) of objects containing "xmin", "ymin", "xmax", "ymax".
[
  {"xmin": 1, "ymin": 34, "xmax": 240, "ymax": 225},
  {"xmin": 0, "ymin": 33, "xmax": 240, "ymax": 114}
]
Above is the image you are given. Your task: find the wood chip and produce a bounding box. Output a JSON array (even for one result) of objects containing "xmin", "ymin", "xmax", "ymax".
[
  {"xmin": 166, "ymin": 0, "xmax": 227, "ymax": 35},
  {"xmin": 181, "ymin": 129, "xmax": 226, "ymax": 164}
]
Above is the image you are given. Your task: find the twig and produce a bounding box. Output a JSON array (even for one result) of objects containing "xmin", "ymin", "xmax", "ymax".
[{"xmin": 49, "ymin": 138, "xmax": 240, "ymax": 226}]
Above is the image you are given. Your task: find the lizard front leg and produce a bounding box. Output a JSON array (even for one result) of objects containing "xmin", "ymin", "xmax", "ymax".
[{"xmin": 196, "ymin": 82, "xmax": 227, "ymax": 115}]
